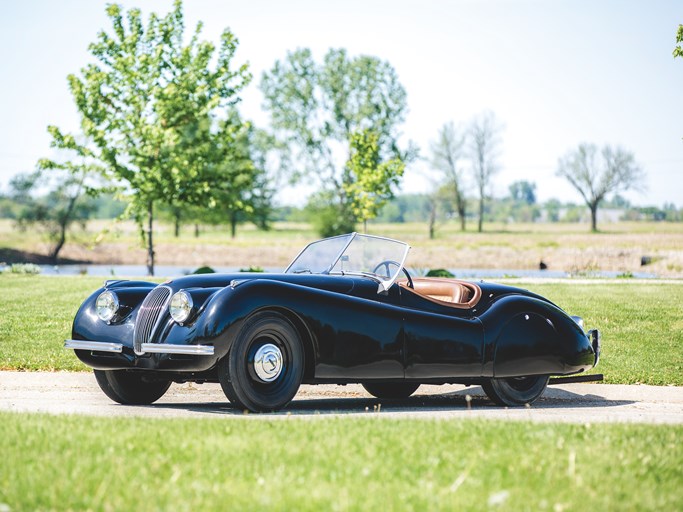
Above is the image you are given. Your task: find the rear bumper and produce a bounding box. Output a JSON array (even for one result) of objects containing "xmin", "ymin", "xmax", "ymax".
[
  {"xmin": 64, "ymin": 339, "xmax": 214, "ymax": 356},
  {"xmin": 588, "ymin": 329, "xmax": 600, "ymax": 367}
]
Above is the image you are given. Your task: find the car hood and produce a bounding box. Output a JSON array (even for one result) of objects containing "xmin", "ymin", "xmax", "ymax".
[{"xmin": 163, "ymin": 272, "xmax": 356, "ymax": 295}]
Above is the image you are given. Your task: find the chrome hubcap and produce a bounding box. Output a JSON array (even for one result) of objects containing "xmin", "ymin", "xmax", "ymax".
[{"xmin": 253, "ymin": 343, "xmax": 283, "ymax": 382}]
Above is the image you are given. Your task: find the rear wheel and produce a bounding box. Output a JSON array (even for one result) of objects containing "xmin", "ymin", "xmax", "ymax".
[
  {"xmin": 482, "ymin": 375, "xmax": 549, "ymax": 406},
  {"xmin": 94, "ymin": 369, "xmax": 171, "ymax": 405},
  {"xmin": 219, "ymin": 311, "xmax": 304, "ymax": 412},
  {"xmin": 362, "ymin": 382, "xmax": 420, "ymax": 399}
]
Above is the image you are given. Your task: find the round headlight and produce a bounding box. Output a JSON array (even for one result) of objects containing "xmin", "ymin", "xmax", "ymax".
[
  {"xmin": 169, "ymin": 290, "xmax": 193, "ymax": 324},
  {"xmin": 96, "ymin": 290, "xmax": 119, "ymax": 322}
]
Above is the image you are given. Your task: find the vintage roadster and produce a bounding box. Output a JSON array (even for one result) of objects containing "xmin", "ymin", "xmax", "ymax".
[{"xmin": 66, "ymin": 233, "xmax": 600, "ymax": 412}]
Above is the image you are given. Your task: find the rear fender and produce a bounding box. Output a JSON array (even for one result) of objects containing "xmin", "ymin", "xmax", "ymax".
[{"xmin": 480, "ymin": 295, "xmax": 594, "ymax": 378}]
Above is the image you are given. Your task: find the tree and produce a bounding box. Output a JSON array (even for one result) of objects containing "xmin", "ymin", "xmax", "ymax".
[
  {"xmin": 674, "ymin": 24, "xmax": 683, "ymax": 58},
  {"xmin": 261, "ymin": 48, "xmax": 413, "ymax": 235},
  {"xmin": 430, "ymin": 122, "xmax": 468, "ymax": 231},
  {"xmin": 508, "ymin": 180, "xmax": 536, "ymax": 205},
  {"xmin": 10, "ymin": 168, "xmax": 95, "ymax": 263},
  {"xmin": 45, "ymin": 1, "xmax": 251, "ymax": 274},
  {"xmin": 556, "ymin": 144, "xmax": 645, "ymax": 232},
  {"xmin": 344, "ymin": 129, "xmax": 405, "ymax": 232},
  {"xmin": 469, "ymin": 111, "xmax": 503, "ymax": 232}
]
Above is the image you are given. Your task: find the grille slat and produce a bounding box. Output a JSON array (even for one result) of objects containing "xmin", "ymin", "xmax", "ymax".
[{"xmin": 134, "ymin": 286, "xmax": 172, "ymax": 354}]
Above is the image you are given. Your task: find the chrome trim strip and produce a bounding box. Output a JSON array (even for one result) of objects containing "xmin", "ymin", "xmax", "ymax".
[
  {"xmin": 64, "ymin": 340, "xmax": 123, "ymax": 353},
  {"xmin": 140, "ymin": 343, "xmax": 215, "ymax": 355}
]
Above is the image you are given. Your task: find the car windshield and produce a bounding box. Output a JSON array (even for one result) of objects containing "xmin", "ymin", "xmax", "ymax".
[{"xmin": 285, "ymin": 233, "xmax": 410, "ymax": 292}]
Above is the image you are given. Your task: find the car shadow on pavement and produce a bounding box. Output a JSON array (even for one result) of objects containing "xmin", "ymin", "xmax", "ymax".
[{"xmin": 145, "ymin": 386, "xmax": 635, "ymax": 417}]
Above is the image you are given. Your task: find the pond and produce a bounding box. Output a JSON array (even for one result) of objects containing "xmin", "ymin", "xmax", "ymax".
[{"xmin": 18, "ymin": 264, "xmax": 657, "ymax": 279}]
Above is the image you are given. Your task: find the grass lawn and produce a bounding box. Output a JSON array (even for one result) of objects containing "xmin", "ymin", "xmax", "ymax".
[
  {"xmin": 0, "ymin": 412, "xmax": 681, "ymax": 511},
  {"xmin": 0, "ymin": 275, "xmax": 682, "ymax": 384}
]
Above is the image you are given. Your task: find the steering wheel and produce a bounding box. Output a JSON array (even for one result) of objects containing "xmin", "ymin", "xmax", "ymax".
[{"xmin": 372, "ymin": 260, "xmax": 414, "ymax": 289}]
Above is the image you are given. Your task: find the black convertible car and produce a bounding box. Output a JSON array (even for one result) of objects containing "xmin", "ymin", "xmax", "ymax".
[{"xmin": 66, "ymin": 233, "xmax": 600, "ymax": 412}]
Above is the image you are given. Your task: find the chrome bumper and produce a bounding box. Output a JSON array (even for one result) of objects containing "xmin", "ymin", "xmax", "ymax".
[
  {"xmin": 588, "ymin": 329, "xmax": 600, "ymax": 367},
  {"xmin": 64, "ymin": 339, "xmax": 214, "ymax": 356}
]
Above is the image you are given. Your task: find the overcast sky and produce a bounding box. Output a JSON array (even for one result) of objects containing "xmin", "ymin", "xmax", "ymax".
[{"xmin": 2, "ymin": 0, "xmax": 682, "ymax": 207}]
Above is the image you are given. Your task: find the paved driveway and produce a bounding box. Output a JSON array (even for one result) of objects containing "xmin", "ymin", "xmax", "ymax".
[{"xmin": 1, "ymin": 371, "xmax": 682, "ymax": 423}]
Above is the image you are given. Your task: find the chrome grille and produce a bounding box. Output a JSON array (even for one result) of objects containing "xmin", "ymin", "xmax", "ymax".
[{"xmin": 134, "ymin": 286, "xmax": 172, "ymax": 354}]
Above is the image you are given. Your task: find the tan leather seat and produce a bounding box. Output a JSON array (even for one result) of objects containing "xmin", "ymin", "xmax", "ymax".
[
  {"xmin": 411, "ymin": 280, "xmax": 470, "ymax": 303},
  {"xmin": 400, "ymin": 278, "xmax": 482, "ymax": 309}
]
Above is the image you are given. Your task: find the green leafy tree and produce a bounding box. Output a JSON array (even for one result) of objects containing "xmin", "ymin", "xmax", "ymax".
[
  {"xmin": 261, "ymin": 48, "xmax": 412, "ymax": 235},
  {"xmin": 44, "ymin": 1, "xmax": 251, "ymax": 274},
  {"xmin": 185, "ymin": 119, "xmax": 278, "ymax": 238},
  {"xmin": 556, "ymin": 144, "xmax": 645, "ymax": 232},
  {"xmin": 344, "ymin": 129, "xmax": 405, "ymax": 232},
  {"xmin": 674, "ymin": 24, "xmax": 683, "ymax": 58},
  {"xmin": 508, "ymin": 180, "xmax": 537, "ymax": 205}
]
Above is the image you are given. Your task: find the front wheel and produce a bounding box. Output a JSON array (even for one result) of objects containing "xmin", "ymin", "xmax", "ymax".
[
  {"xmin": 482, "ymin": 375, "xmax": 549, "ymax": 406},
  {"xmin": 219, "ymin": 311, "xmax": 304, "ymax": 412},
  {"xmin": 94, "ymin": 369, "xmax": 171, "ymax": 405},
  {"xmin": 362, "ymin": 382, "xmax": 420, "ymax": 399}
]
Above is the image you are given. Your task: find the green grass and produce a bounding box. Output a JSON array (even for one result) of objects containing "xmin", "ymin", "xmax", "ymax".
[
  {"xmin": 0, "ymin": 275, "xmax": 161, "ymax": 371},
  {"xmin": 0, "ymin": 412, "xmax": 680, "ymax": 511},
  {"xmin": 524, "ymin": 282, "xmax": 683, "ymax": 385},
  {"xmin": 1, "ymin": 275, "xmax": 683, "ymax": 384}
]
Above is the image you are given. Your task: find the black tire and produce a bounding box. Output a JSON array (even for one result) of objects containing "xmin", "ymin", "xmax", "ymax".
[
  {"xmin": 218, "ymin": 311, "xmax": 304, "ymax": 412},
  {"xmin": 362, "ymin": 382, "xmax": 420, "ymax": 399},
  {"xmin": 482, "ymin": 375, "xmax": 549, "ymax": 406},
  {"xmin": 93, "ymin": 369, "xmax": 171, "ymax": 405}
]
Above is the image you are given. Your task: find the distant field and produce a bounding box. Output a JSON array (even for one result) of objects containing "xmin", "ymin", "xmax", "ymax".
[
  {"xmin": 1, "ymin": 275, "xmax": 681, "ymax": 385},
  {"xmin": 1, "ymin": 219, "xmax": 683, "ymax": 276},
  {"xmin": 1, "ymin": 412, "xmax": 680, "ymax": 511}
]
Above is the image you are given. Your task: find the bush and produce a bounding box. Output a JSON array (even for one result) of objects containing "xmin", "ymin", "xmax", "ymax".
[
  {"xmin": 426, "ymin": 268, "xmax": 455, "ymax": 278},
  {"xmin": 4, "ymin": 263, "xmax": 42, "ymax": 275},
  {"xmin": 192, "ymin": 266, "xmax": 215, "ymax": 274}
]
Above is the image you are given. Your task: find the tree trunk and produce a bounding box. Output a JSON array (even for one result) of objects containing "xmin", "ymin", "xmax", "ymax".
[
  {"xmin": 146, "ymin": 202, "xmax": 155, "ymax": 276},
  {"xmin": 49, "ymin": 230, "xmax": 67, "ymax": 264},
  {"xmin": 453, "ymin": 184, "xmax": 466, "ymax": 231},
  {"xmin": 590, "ymin": 203, "xmax": 598, "ymax": 232},
  {"xmin": 194, "ymin": 223, "xmax": 200, "ymax": 238},
  {"xmin": 478, "ymin": 191, "xmax": 485, "ymax": 233},
  {"xmin": 363, "ymin": 219, "xmax": 368, "ymax": 234},
  {"xmin": 428, "ymin": 201, "xmax": 436, "ymax": 240},
  {"xmin": 174, "ymin": 211, "xmax": 180, "ymax": 238},
  {"xmin": 230, "ymin": 211, "xmax": 237, "ymax": 239},
  {"xmin": 457, "ymin": 195, "xmax": 466, "ymax": 232},
  {"xmin": 50, "ymin": 187, "xmax": 81, "ymax": 263}
]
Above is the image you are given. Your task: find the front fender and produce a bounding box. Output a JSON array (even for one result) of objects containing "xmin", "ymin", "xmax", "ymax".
[
  {"xmin": 480, "ymin": 295, "xmax": 595, "ymax": 378},
  {"xmin": 192, "ymin": 280, "xmax": 321, "ymax": 361}
]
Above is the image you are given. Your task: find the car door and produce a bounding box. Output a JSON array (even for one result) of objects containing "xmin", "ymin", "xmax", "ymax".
[
  {"xmin": 400, "ymin": 287, "xmax": 485, "ymax": 379},
  {"xmin": 312, "ymin": 279, "xmax": 406, "ymax": 380}
]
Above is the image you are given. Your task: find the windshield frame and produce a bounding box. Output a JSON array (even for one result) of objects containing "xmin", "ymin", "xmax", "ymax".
[{"xmin": 285, "ymin": 232, "xmax": 411, "ymax": 293}]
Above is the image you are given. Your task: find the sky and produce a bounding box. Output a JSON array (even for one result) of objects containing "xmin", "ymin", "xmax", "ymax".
[{"xmin": 1, "ymin": 0, "xmax": 682, "ymax": 207}]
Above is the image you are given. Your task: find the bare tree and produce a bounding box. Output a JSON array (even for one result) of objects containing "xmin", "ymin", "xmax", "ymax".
[
  {"xmin": 431, "ymin": 122, "xmax": 468, "ymax": 231},
  {"xmin": 556, "ymin": 144, "xmax": 645, "ymax": 232},
  {"xmin": 469, "ymin": 111, "xmax": 503, "ymax": 232}
]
